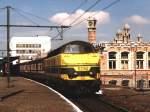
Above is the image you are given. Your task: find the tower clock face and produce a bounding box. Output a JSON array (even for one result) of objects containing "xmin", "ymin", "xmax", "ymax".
[{"xmin": 89, "ymin": 21, "xmax": 93, "ymax": 27}]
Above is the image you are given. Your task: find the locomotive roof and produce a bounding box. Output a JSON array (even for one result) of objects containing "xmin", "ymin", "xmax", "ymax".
[{"xmin": 47, "ymin": 40, "xmax": 95, "ymax": 57}]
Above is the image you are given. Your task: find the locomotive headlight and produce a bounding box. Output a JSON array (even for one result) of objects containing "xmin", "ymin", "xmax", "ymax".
[
  {"xmin": 74, "ymin": 72, "xmax": 78, "ymax": 75},
  {"xmin": 89, "ymin": 72, "xmax": 93, "ymax": 75}
]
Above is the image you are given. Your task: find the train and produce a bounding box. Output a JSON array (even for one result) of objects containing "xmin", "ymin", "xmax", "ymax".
[{"xmin": 11, "ymin": 40, "xmax": 101, "ymax": 94}]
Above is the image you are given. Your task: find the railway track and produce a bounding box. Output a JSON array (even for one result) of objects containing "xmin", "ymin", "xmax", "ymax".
[
  {"xmin": 23, "ymin": 74, "xmax": 130, "ymax": 112},
  {"xmin": 66, "ymin": 94, "xmax": 130, "ymax": 112}
]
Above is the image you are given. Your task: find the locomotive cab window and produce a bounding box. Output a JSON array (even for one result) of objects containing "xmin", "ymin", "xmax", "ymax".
[{"xmin": 64, "ymin": 44, "xmax": 94, "ymax": 53}]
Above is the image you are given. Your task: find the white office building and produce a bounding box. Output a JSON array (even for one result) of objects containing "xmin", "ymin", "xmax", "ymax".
[{"xmin": 10, "ymin": 36, "xmax": 51, "ymax": 63}]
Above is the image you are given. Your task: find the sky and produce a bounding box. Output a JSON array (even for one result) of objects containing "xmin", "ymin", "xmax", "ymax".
[{"xmin": 0, "ymin": 0, "xmax": 150, "ymax": 53}]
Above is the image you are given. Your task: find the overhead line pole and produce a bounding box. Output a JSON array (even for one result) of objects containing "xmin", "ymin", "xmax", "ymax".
[
  {"xmin": 0, "ymin": 6, "xmax": 70, "ymax": 88},
  {"xmin": 6, "ymin": 6, "xmax": 10, "ymax": 88}
]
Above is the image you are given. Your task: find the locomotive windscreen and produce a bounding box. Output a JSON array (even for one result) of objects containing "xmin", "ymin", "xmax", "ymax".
[{"xmin": 64, "ymin": 43, "xmax": 95, "ymax": 53}]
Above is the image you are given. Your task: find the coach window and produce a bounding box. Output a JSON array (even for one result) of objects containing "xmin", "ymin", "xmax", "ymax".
[
  {"xmin": 109, "ymin": 52, "xmax": 116, "ymax": 69},
  {"xmin": 136, "ymin": 52, "xmax": 144, "ymax": 69}
]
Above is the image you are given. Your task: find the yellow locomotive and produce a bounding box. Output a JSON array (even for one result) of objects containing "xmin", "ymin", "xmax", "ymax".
[
  {"xmin": 12, "ymin": 40, "xmax": 100, "ymax": 94},
  {"xmin": 44, "ymin": 41, "xmax": 100, "ymax": 93}
]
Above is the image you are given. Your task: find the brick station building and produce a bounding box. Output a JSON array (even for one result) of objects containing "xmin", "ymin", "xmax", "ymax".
[
  {"xmin": 99, "ymin": 24, "xmax": 150, "ymax": 88},
  {"xmin": 87, "ymin": 18, "xmax": 150, "ymax": 88}
]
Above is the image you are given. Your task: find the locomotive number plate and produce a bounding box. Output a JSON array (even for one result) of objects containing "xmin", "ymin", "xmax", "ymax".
[{"xmin": 77, "ymin": 66, "xmax": 88, "ymax": 71}]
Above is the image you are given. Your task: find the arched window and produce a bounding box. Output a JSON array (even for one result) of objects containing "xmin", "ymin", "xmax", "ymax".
[
  {"xmin": 121, "ymin": 52, "xmax": 128, "ymax": 59},
  {"xmin": 136, "ymin": 52, "xmax": 144, "ymax": 59},
  {"xmin": 109, "ymin": 52, "xmax": 116, "ymax": 69},
  {"xmin": 109, "ymin": 52, "xmax": 116, "ymax": 59}
]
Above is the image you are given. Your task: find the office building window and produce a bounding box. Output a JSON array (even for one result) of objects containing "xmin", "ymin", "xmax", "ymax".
[{"xmin": 16, "ymin": 44, "xmax": 41, "ymax": 48}]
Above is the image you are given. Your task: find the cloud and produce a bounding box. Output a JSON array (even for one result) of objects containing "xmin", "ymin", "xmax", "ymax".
[
  {"xmin": 50, "ymin": 9, "xmax": 110, "ymax": 26},
  {"xmin": 125, "ymin": 15, "xmax": 150, "ymax": 25}
]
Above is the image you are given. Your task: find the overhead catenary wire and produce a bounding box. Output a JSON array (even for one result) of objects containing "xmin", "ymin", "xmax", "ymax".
[
  {"xmin": 68, "ymin": 0, "xmax": 101, "ymax": 26},
  {"xmin": 12, "ymin": 7, "xmax": 70, "ymax": 40},
  {"xmin": 52, "ymin": 0, "xmax": 101, "ymax": 40},
  {"xmin": 0, "ymin": 5, "xmax": 8, "ymax": 10},
  {"xmin": 0, "ymin": 7, "xmax": 5, "ymax": 11},
  {"xmin": 52, "ymin": 0, "xmax": 121, "ymax": 40},
  {"xmin": 0, "ymin": 6, "xmax": 70, "ymax": 41},
  {"xmin": 71, "ymin": 0, "xmax": 88, "ymax": 13},
  {"xmin": 60, "ymin": 0, "xmax": 88, "ymax": 26},
  {"xmin": 72, "ymin": 0, "xmax": 121, "ymax": 27},
  {"xmin": 12, "ymin": 8, "xmax": 40, "ymax": 26},
  {"xmin": 13, "ymin": 7, "xmax": 51, "ymax": 24}
]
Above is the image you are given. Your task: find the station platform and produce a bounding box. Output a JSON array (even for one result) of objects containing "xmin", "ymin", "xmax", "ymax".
[{"xmin": 0, "ymin": 76, "xmax": 81, "ymax": 112}]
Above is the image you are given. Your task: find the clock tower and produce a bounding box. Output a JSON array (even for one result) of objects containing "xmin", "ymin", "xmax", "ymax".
[{"xmin": 87, "ymin": 17, "xmax": 97, "ymax": 44}]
